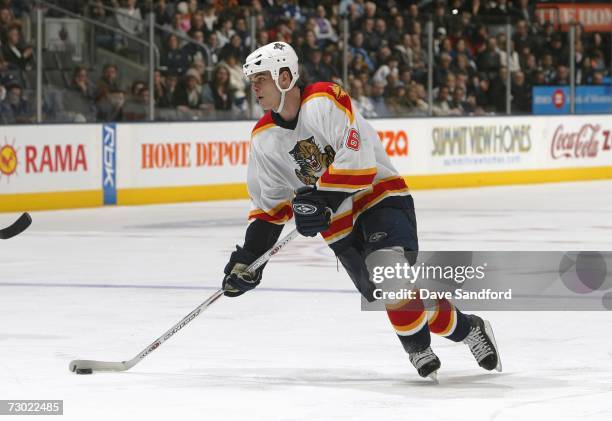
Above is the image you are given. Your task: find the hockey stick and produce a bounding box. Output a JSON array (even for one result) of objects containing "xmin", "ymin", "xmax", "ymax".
[
  {"xmin": 0, "ymin": 213, "xmax": 32, "ymax": 240},
  {"xmin": 69, "ymin": 227, "xmax": 300, "ymax": 374}
]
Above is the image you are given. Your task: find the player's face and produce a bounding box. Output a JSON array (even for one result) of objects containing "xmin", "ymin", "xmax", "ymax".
[{"xmin": 249, "ymin": 72, "xmax": 280, "ymax": 111}]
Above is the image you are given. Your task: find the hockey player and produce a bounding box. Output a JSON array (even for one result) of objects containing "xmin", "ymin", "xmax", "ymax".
[{"xmin": 221, "ymin": 42, "xmax": 501, "ymax": 380}]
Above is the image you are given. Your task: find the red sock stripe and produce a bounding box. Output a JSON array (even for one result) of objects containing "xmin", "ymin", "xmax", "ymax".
[
  {"xmin": 386, "ymin": 297, "xmax": 425, "ymax": 330},
  {"xmin": 428, "ymin": 298, "xmax": 455, "ymax": 335}
]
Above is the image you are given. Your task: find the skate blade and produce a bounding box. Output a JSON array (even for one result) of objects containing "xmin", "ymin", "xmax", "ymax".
[
  {"xmin": 428, "ymin": 370, "xmax": 439, "ymax": 383},
  {"xmin": 484, "ymin": 320, "xmax": 502, "ymax": 372}
]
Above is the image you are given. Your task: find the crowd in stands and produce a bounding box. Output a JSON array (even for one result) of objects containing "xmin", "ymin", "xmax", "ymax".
[{"xmin": 0, "ymin": 0, "xmax": 610, "ymax": 123}]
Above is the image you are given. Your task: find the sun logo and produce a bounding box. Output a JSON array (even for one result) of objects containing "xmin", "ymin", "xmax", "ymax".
[
  {"xmin": 0, "ymin": 137, "xmax": 19, "ymax": 182},
  {"xmin": 330, "ymin": 84, "xmax": 347, "ymax": 100}
]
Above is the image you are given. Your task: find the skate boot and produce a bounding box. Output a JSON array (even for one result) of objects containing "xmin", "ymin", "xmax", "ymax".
[
  {"xmin": 463, "ymin": 314, "xmax": 502, "ymax": 372},
  {"xmin": 409, "ymin": 346, "xmax": 441, "ymax": 380}
]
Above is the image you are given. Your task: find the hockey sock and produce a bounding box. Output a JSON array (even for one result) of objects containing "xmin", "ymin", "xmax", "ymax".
[{"xmin": 427, "ymin": 298, "xmax": 471, "ymax": 342}]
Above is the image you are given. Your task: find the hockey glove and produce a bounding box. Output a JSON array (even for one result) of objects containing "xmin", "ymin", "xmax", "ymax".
[
  {"xmin": 292, "ymin": 186, "xmax": 349, "ymax": 237},
  {"xmin": 222, "ymin": 246, "xmax": 263, "ymax": 297}
]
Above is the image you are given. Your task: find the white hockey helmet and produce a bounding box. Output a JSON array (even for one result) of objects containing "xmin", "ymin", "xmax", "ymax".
[{"xmin": 243, "ymin": 42, "xmax": 300, "ymax": 113}]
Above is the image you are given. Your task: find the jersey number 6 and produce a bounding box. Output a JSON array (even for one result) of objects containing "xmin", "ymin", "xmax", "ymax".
[{"xmin": 346, "ymin": 129, "xmax": 361, "ymax": 151}]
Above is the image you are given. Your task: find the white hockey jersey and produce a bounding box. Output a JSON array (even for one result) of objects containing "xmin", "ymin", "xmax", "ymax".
[{"xmin": 247, "ymin": 82, "xmax": 411, "ymax": 245}]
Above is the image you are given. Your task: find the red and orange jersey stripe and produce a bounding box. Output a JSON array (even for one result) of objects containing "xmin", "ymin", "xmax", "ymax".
[
  {"xmin": 251, "ymin": 111, "xmax": 276, "ymax": 138},
  {"xmin": 248, "ymin": 201, "xmax": 293, "ymax": 224},
  {"xmin": 301, "ymin": 82, "xmax": 354, "ymax": 124},
  {"xmin": 317, "ymin": 166, "xmax": 377, "ymax": 190},
  {"xmin": 321, "ymin": 176, "xmax": 411, "ymax": 243}
]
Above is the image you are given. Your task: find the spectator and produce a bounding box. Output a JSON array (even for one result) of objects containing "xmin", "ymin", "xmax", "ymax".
[
  {"xmin": 205, "ymin": 32, "xmax": 220, "ymax": 65},
  {"xmin": 124, "ymin": 80, "xmax": 149, "ymax": 121},
  {"xmin": 497, "ymin": 34, "xmax": 520, "ymax": 73},
  {"xmin": 511, "ymin": 71, "xmax": 530, "ymax": 114},
  {"xmin": 95, "ymin": 63, "xmax": 121, "ymax": 103},
  {"xmin": 303, "ymin": 48, "xmax": 332, "ymax": 84},
  {"xmin": 513, "ymin": 20, "xmax": 535, "ymax": 57},
  {"xmin": 404, "ymin": 85, "xmax": 428, "ymax": 116},
  {"xmin": 227, "ymin": 33, "xmax": 247, "ymax": 63},
  {"xmin": 477, "ymin": 37, "xmax": 501, "ymax": 78},
  {"xmin": 349, "ymin": 31, "xmax": 374, "ymax": 71},
  {"xmin": 69, "ymin": 66, "xmax": 95, "ymax": 99},
  {"xmin": 217, "ymin": 50, "xmax": 246, "ymax": 109},
  {"xmin": 489, "ymin": 66, "xmax": 508, "ymax": 113},
  {"xmin": 202, "ymin": 4, "xmax": 217, "ymax": 33},
  {"xmin": 234, "ymin": 18, "xmax": 252, "ymax": 50},
  {"xmin": 174, "ymin": 2, "xmax": 192, "ymax": 33},
  {"xmin": 216, "ymin": 18, "xmax": 235, "ymax": 50},
  {"xmin": 0, "ymin": 82, "xmax": 32, "ymax": 123},
  {"xmin": 299, "ymin": 29, "xmax": 318, "ymax": 59},
  {"xmin": 591, "ymin": 71, "xmax": 605, "ymax": 86},
  {"xmin": 370, "ymin": 82, "xmax": 391, "ymax": 117},
  {"xmin": 0, "ymin": 7, "xmax": 17, "ymax": 40},
  {"xmin": 65, "ymin": 66, "xmax": 95, "ymax": 121},
  {"xmin": 154, "ymin": 0, "xmax": 174, "ymax": 27},
  {"xmin": 432, "ymin": 84, "xmax": 459, "ymax": 116},
  {"xmin": 540, "ymin": 53, "xmax": 556, "ymax": 84},
  {"xmin": 173, "ymin": 68, "xmax": 202, "ymax": 111},
  {"xmin": 116, "ymin": 0, "xmax": 144, "ymax": 36},
  {"xmin": 394, "ymin": 33, "xmax": 413, "ymax": 68},
  {"xmin": 161, "ymin": 34, "xmax": 190, "ymax": 75},
  {"xmin": 387, "ymin": 14, "xmax": 405, "ymax": 47},
  {"xmin": 201, "ymin": 65, "xmax": 234, "ymax": 114},
  {"xmin": 159, "ymin": 72, "xmax": 179, "ymax": 107},
  {"xmin": 434, "ymin": 52, "xmax": 453, "ymax": 87},
  {"xmin": 96, "ymin": 88, "xmax": 125, "ymax": 122},
  {"xmin": 313, "ymin": 6, "xmax": 337, "ymax": 48},
  {"xmin": 373, "ymin": 55, "xmax": 399, "ymax": 88},
  {"xmin": 189, "ymin": 10, "xmax": 206, "ymax": 35},
  {"xmin": 450, "ymin": 85, "xmax": 473, "ymax": 115},
  {"xmin": 152, "ymin": 69, "xmax": 169, "ymax": 107},
  {"xmin": 350, "ymin": 79, "xmax": 376, "ymax": 118},
  {"xmin": 555, "ymin": 65, "xmax": 570, "ymax": 85},
  {"xmin": 2, "ymin": 25, "xmax": 33, "ymax": 70},
  {"xmin": 361, "ymin": 18, "xmax": 379, "ymax": 53},
  {"xmin": 183, "ymin": 29, "xmax": 212, "ymax": 65}
]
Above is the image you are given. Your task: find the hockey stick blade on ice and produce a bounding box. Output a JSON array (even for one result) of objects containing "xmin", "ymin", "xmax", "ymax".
[
  {"xmin": 0, "ymin": 213, "xmax": 32, "ymax": 240},
  {"xmin": 69, "ymin": 227, "xmax": 300, "ymax": 374}
]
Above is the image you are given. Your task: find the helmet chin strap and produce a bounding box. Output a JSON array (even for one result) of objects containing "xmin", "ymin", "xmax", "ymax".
[{"xmin": 273, "ymin": 77, "xmax": 297, "ymax": 114}]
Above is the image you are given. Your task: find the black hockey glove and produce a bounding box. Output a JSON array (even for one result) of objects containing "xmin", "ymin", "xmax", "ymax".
[
  {"xmin": 222, "ymin": 246, "xmax": 262, "ymax": 297},
  {"xmin": 292, "ymin": 186, "xmax": 349, "ymax": 237}
]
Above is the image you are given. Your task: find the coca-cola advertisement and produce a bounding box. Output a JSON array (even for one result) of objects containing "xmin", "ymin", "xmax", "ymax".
[{"xmin": 550, "ymin": 123, "xmax": 612, "ymax": 160}]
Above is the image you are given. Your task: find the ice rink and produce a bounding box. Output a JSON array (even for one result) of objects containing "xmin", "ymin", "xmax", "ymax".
[{"xmin": 1, "ymin": 180, "xmax": 612, "ymax": 420}]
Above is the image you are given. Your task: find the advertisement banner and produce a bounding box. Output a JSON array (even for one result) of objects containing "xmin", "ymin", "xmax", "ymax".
[
  {"xmin": 102, "ymin": 124, "xmax": 117, "ymax": 205},
  {"xmin": 543, "ymin": 115, "xmax": 612, "ymax": 168},
  {"xmin": 535, "ymin": 3, "xmax": 612, "ymax": 32},
  {"xmin": 533, "ymin": 86, "xmax": 612, "ymax": 115},
  {"xmin": 117, "ymin": 121, "xmax": 253, "ymax": 191},
  {"xmin": 0, "ymin": 125, "xmax": 100, "ymax": 195}
]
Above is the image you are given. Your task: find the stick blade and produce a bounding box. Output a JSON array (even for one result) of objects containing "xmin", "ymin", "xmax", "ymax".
[
  {"xmin": 69, "ymin": 359, "xmax": 129, "ymax": 373},
  {"xmin": 0, "ymin": 212, "xmax": 32, "ymax": 240}
]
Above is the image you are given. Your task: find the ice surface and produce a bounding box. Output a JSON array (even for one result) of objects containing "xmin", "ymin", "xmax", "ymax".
[{"xmin": 1, "ymin": 181, "xmax": 612, "ymax": 420}]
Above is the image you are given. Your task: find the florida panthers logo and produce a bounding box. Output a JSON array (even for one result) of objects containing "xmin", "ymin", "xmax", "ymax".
[{"xmin": 289, "ymin": 137, "xmax": 335, "ymax": 186}]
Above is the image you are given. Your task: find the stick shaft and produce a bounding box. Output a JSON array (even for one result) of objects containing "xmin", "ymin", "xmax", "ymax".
[{"xmin": 123, "ymin": 228, "xmax": 299, "ymax": 369}]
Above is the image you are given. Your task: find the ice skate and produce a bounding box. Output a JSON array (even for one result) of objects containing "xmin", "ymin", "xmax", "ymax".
[
  {"xmin": 463, "ymin": 315, "xmax": 502, "ymax": 372},
  {"xmin": 409, "ymin": 346, "xmax": 441, "ymax": 381}
]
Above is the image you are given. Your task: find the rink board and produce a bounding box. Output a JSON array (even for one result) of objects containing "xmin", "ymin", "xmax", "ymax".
[{"xmin": 1, "ymin": 114, "xmax": 611, "ymax": 212}]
